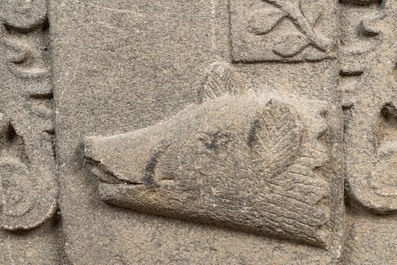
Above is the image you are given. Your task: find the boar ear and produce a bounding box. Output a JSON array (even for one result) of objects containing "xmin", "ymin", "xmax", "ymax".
[
  {"xmin": 200, "ymin": 62, "xmax": 246, "ymax": 103},
  {"xmin": 248, "ymin": 99, "xmax": 304, "ymax": 178}
]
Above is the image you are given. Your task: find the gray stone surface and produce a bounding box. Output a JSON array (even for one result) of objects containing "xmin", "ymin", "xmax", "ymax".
[{"xmin": 0, "ymin": 0, "xmax": 397, "ymax": 264}]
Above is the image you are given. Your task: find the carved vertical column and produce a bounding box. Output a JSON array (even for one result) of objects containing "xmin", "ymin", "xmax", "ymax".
[
  {"xmin": 0, "ymin": 1, "xmax": 61, "ymax": 263},
  {"xmin": 0, "ymin": 0, "xmax": 58, "ymax": 231},
  {"xmin": 341, "ymin": 0, "xmax": 397, "ymax": 212}
]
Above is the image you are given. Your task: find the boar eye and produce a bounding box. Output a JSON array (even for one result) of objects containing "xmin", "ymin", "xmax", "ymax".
[
  {"xmin": 196, "ymin": 132, "xmax": 212, "ymax": 146},
  {"xmin": 196, "ymin": 131, "xmax": 230, "ymax": 151}
]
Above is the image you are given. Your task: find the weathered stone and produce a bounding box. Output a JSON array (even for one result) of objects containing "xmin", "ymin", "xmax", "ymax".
[
  {"xmin": 230, "ymin": 0, "xmax": 338, "ymax": 62},
  {"xmin": 0, "ymin": 0, "xmax": 61, "ymax": 263},
  {"xmin": 84, "ymin": 72, "xmax": 334, "ymax": 248},
  {"xmin": 1, "ymin": 0, "xmax": 397, "ymax": 264}
]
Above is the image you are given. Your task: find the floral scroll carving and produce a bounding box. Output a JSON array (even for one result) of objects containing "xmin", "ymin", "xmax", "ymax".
[
  {"xmin": 248, "ymin": 0, "xmax": 333, "ymax": 57},
  {"xmin": 231, "ymin": 0, "xmax": 337, "ymax": 62},
  {"xmin": 339, "ymin": 0, "xmax": 397, "ymax": 213},
  {"xmin": 0, "ymin": 0, "xmax": 57, "ymax": 230}
]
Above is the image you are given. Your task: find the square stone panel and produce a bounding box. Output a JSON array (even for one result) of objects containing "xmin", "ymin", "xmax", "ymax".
[
  {"xmin": 50, "ymin": 0, "xmax": 344, "ymax": 264},
  {"xmin": 230, "ymin": 0, "xmax": 338, "ymax": 62}
]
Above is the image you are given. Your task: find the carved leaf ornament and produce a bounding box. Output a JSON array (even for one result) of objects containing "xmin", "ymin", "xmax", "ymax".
[
  {"xmin": 248, "ymin": 7, "xmax": 286, "ymax": 35},
  {"xmin": 247, "ymin": 0, "xmax": 332, "ymax": 57}
]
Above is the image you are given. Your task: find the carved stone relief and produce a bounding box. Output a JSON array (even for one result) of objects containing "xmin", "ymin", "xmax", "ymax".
[
  {"xmin": 1, "ymin": 0, "xmax": 397, "ymax": 264},
  {"xmin": 0, "ymin": 1, "xmax": 61, "ymax": 264},
  {"xmin": 231, "ymin": 0, "xmax": 338, "ymax": 62},
  {"xmin": 85, "ymin": 63, "xmax": 335, "ymax": 249},
  {"xmin": 341, "ymin": 0, "xmax": 397, "ymax": 212},
  {"xmin": 0, "ymin": 0, "xmax": 57, "ymax": 231}
]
